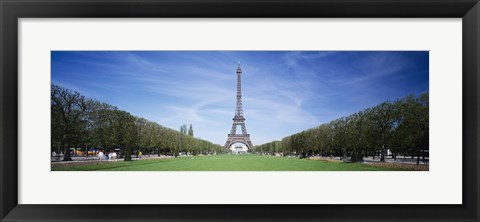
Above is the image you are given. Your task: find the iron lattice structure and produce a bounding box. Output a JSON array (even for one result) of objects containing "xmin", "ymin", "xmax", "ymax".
[{"xmin": 224, "ymin": 64, "xmax": 253, "ymax": 150}]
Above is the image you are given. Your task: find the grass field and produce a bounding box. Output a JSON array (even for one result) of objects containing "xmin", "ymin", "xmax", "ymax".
[{"xmin": 52, "ymin": 154, "xmax": 403, "ymax": 171}]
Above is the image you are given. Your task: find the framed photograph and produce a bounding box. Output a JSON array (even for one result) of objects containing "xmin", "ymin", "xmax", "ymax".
[{"xmin": 1, "ymin": 0, "xmax": 479, "ymax": 221}]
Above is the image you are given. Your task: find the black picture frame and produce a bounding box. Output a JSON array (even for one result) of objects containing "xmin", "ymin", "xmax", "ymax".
[{"xmin": 1, "ymin": 0, "xmax": 479, "ymax": 221}]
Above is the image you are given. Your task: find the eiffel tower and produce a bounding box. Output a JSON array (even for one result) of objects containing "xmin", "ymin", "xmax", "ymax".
[{"xmin": 224, "ymin": 63, "xmax": 253, "ymax": 150}]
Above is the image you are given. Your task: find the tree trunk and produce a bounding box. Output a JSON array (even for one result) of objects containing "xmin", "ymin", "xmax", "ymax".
[
  {"xmin": 416, "ymin": 150, "xmax": 421, "ymax": 165},
  {"xmin": 62, "ymin": 145, "xmax": 72, "ymax": 161},
  {"xmin": 124, "ymin": 147, "xmax": 132, "ymax": 161},
  {"xmin": 380, "ymin": 149, "xmax": 385, "ymax": 162}
]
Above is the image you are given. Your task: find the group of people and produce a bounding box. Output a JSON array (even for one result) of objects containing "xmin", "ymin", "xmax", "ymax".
[{"xmin": 98, "ymin": 150, "xmax": 117, "ymax": 161}]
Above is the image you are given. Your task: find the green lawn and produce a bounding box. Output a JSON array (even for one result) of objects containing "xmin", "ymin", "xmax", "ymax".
[{"xmin": 52, "ymin": 154, "xmax": 402, "ymax": 171}]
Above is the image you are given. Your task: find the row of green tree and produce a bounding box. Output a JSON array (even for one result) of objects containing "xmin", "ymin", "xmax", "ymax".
[
  {"xmin": 51, "ymin": 84, "xmax": 225, "ymax": 161},
  {"xmin": 252, "ymin": 93, "xmax": 429, "ymax": 163}
]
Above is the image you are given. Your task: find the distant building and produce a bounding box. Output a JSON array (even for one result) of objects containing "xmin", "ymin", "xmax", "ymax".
[{"xmin": 232, "ymin": 145, "xmax": 247, "ymax": 154}]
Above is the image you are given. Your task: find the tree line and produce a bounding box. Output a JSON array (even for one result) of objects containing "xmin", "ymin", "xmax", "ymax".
[
  {"xmin": 252, "ymin": 93, "xmax": 429, "ymax": 163},
  {"xmin": 51, "ymin": 84, "xmax": 225, "ymax": 161}
]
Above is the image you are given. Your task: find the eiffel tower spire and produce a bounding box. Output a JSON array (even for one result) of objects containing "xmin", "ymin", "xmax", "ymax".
[
  {"xmin": 235, "ymin": 62, "xmax": 244, "ymax": 118},
  {"xmin": 225, "ymin": 63, "xmax": 253, "ymax": 150}
]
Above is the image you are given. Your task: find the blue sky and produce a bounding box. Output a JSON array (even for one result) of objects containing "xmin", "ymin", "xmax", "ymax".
[{"xmin": 51, "ymin": 51, "xmax": 429, "ymax": 146}]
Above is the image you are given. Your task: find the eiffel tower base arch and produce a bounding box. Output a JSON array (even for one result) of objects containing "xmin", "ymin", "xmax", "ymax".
[{"xmin": 224, "ymin": 135, "xmax": 253, "ymax": 150}]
